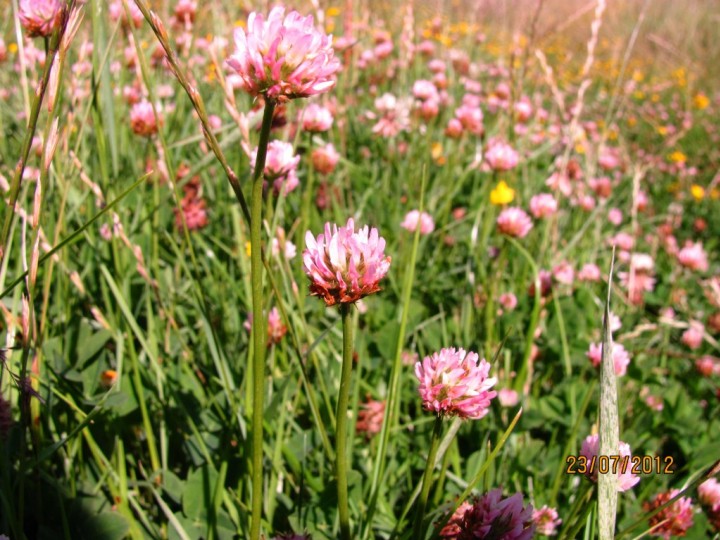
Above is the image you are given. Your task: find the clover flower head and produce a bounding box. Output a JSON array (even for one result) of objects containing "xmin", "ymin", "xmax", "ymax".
[
  {"xmin": 226, "ymin": 7, "xmax": 341, "ymax": 101},
  {"xmin": 415, "ymin": 348, "xmax": 497, "ymax": 419},
  {"xmin": 303, "ymin": 219, "xmax": 391, "ymax": 306}
]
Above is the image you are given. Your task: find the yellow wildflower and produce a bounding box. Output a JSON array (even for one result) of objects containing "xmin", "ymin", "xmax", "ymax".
[
  {"xmin": 690, "ymin": 184, "xmax": 705, "ymax": 201},
  {"xmin": 490, "ymin": 180, "xmax": 515, "ymax": 206},
  {"xmin": 693, "ymin": 93, "xmax": 710, "ymax": 110},
  {"xmin": 668, "ymin": 150, "xmax": 686, "ymax": 163},
  {"xmin": 326, "ymin": 6, "xmax": 341, "ymax": 17},
  {"xmin": 245, "ymin": 241, "xmax": 252, "ymax": 257},
  {"xmin": 656, "ymin": 125, "xmax": 668, "ymax": 136},
  {"xmin": 436, "ymin": 34, "xmax": 452, "ymax": 46},
  {"xmin": 431, "ymin": 142, "xmax": 445, "ymax": 165},
  {"xmin": 8, "ymin": 42, "xmax": 18, "ymax": 54}
]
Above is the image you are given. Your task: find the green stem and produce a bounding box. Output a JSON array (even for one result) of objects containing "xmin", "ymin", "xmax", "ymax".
[
  {"xmin": 363, "ymin": 168, "xmax": 427, "ymax": 539},
  {"xmin": 552, "ymin": 292, "xmax": 576, "ymax": 420},
  {"xmin": 505, "ymin": 238, "xmax": 541, "ymax": 397},
  {"xmin": 484, "ymin": 249, "xmax": 505, "ymax": 361},
  {"xmin": 412, "ymin": 416, "xmax": 444, "ymax": 539},
  {"xmin": 337, "ymin": 303, "xmax": 355, "ymax": 540},
  {"xmin": 300, "ymin": 133, "xmax": 317, "ymax": 240},
  {"xmin": 249, "ymin": 99, "xmax": 276, "ymax": 540}
]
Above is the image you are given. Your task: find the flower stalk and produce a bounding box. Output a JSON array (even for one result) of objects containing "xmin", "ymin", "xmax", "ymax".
[
  {"xmin": 249, "ymin": 99, "xmax": 276, "ymax": 540},
  {"xmin": 336, "ymin": 302, "xmax": 355, "ymax": 540},
  {"xmin": 413, "ymin": 415, "xmax": 444, "ymax": 538}
]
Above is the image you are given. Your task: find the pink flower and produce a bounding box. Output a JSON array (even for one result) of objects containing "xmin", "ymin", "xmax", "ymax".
[
  {"xmin": 226, "ymin": 7, "xmax": 340, "ymax": 101},
  {"xmin": 552, "ymin": 262, "xmax": 574, "ymax": 285},
  {"xmin": 109, "ymin": 0, "xmax": 144, "ymax": 28},
  {"xmin": 270, "ymin": 229, "xmax": 297, "ymax": 260},
  {"xmin": 445, "ymin": 118, "xmax": 464, "ymax": 138},
  {"xmin": 577, "ymin": 263, "xmax": 601, "ymax": 282},
  {"xmin": 448, "ymin": 489, "xmax": 535, "ymax": 540},
  {"xmin": 415, "ymin": 348, "xmax": 497, "ymax": 419},
  {"xmin": 498, "ymin": 388, "xmax": 519, "ymax": 407},
  {"xmin": 514, "ymin": 99, "xmax": 533, "ymax": 123},
  {"xmin": 498, "ymin": 292, "xmax": 518, "ymax": 311},
  {"xmin": 418, "ymin": 98, "xmax": 440, "ymax": 121},
  {"xmin": 251, "ymin": 140, "xmax": 300, "ymax": 195},
  {"xmin": 356, "ymin": 397, "xmax": 385, "ymax": 438},
  {"xmin": 586, "ymin": 342, "xmax": 631, "ymax": 377},
  {"xmin": 439, "ymin": 501, "xmax": 474, "ymax": 539},
  {"xmin": 19, "ymin": 0, "xmax": 62, "ymax": 37},
  {"xmin": 130, "ymin": 101, "xmax": 160, "ymax": 137},
  {"xmin": 578, "ymin": 195, "xmax": 596, "ymax": 211},
  {"xmin": 412, "ymin": 79, "xmax": 439, "ymax": 101},
  {"xmin": 311, "ymin": 143, "xmax": 340, "ymax": 175},
  {"xmin": 529, "ymin": 194, "xmax": 558, "ymax": 219},
  {"xmin": 618, "ymin": 254, "xmax": 656, "ymax": 305},
  {"xmin": 301, "ymin": 103, "xmax": 333, "ymax": 132},
  {"xmin": 485, "ymin": 141, "xmax": 519, "ymax": 171},
  {"xmin": 173, "ymin": 0, "xmax": 197, "ymax": 24},
  {"xmin": 598, "ymin": 148, "xmax": 620, "ymax": 170},
  {"xmin": 533, "ymin": 506, "xmax": 562, "ymax": 536},
  {"xmin": 699, "ymin": 478, "xmax": 720, "ymax": 512},
  {"xmin": 417, "ymin": 40, "xmax": 436, "ymax": 57},
  {"xmin": 528, "ymin": 270, "xmax": 553, "ymax": 298},
  {"xmin": 244, "ymin": 307, "xmax": 287, "ymax": 346},
  {"xmin": 589, "ymin": 176, "xmax": 613, "ymax": 199},
  {"xmin": 497, "ymin": 208, "xmax": 533, "ymax": 238},
  {"xmin": 303, "ymin": 219, "xmax": 391, "ymax": 306},
  {"xmin": 402, "ymin": 350, "xmax": 419, "ymax": 366},
  {"xmin": 608, "ymin": 208, "xmax": 623, "ymax": 225},
  {"xmin": 644, "ymin": 490, "xmax": 694, "ymax": 539},
  {"xmin": 455, "ymin": 104, "xmax": 484, "ymax": 135},
  {"xmin": 695, "ymin": 355, "xmax": 720, "ymax": 377},
  {"xmin": 677, "ymin": 241, "xmax": 709, "ymax": 272},
  {"xmin": 681, "ymin": 321, "xmax": 704, "ymax": 350},
  {"xmin": 400, "ymin": 210, "xmax": 435, "ymax": 235},
  {"xmin": 175, "ymin": 197, "xmax": 208, "ymax": 232},
  {"xmin": 580, "ymin": 434, "xmax": 640, "ymax": 492},
  {"xmin": 545, "ymin": 172, "xmax": 572, "ymax": 196},
  {"xmin": 644, "ymin": 393, "xmax": 664, "ymax": 411},
  {"xmin": 267, "ymin": 307, "xmax": 287, "ymax": 345}
]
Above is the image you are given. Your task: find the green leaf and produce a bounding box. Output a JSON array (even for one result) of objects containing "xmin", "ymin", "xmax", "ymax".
[
  {"xmin": 78, "ymin": 512, "xmax": 130, "ymax": 540},
  {"xmin": 183, "ymin": 463, "xmax": 219, "ymax": 522}
]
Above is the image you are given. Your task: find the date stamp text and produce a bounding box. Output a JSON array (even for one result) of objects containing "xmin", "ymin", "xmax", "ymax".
[{"xmin": 565, "ymin": 455, "xmax": 675, "ymax": 475}]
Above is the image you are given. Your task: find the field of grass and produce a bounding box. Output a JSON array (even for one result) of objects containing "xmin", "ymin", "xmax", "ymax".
[{"xmin": 1, "ymin": 0, "xmax": 719, "ymax": 539}]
